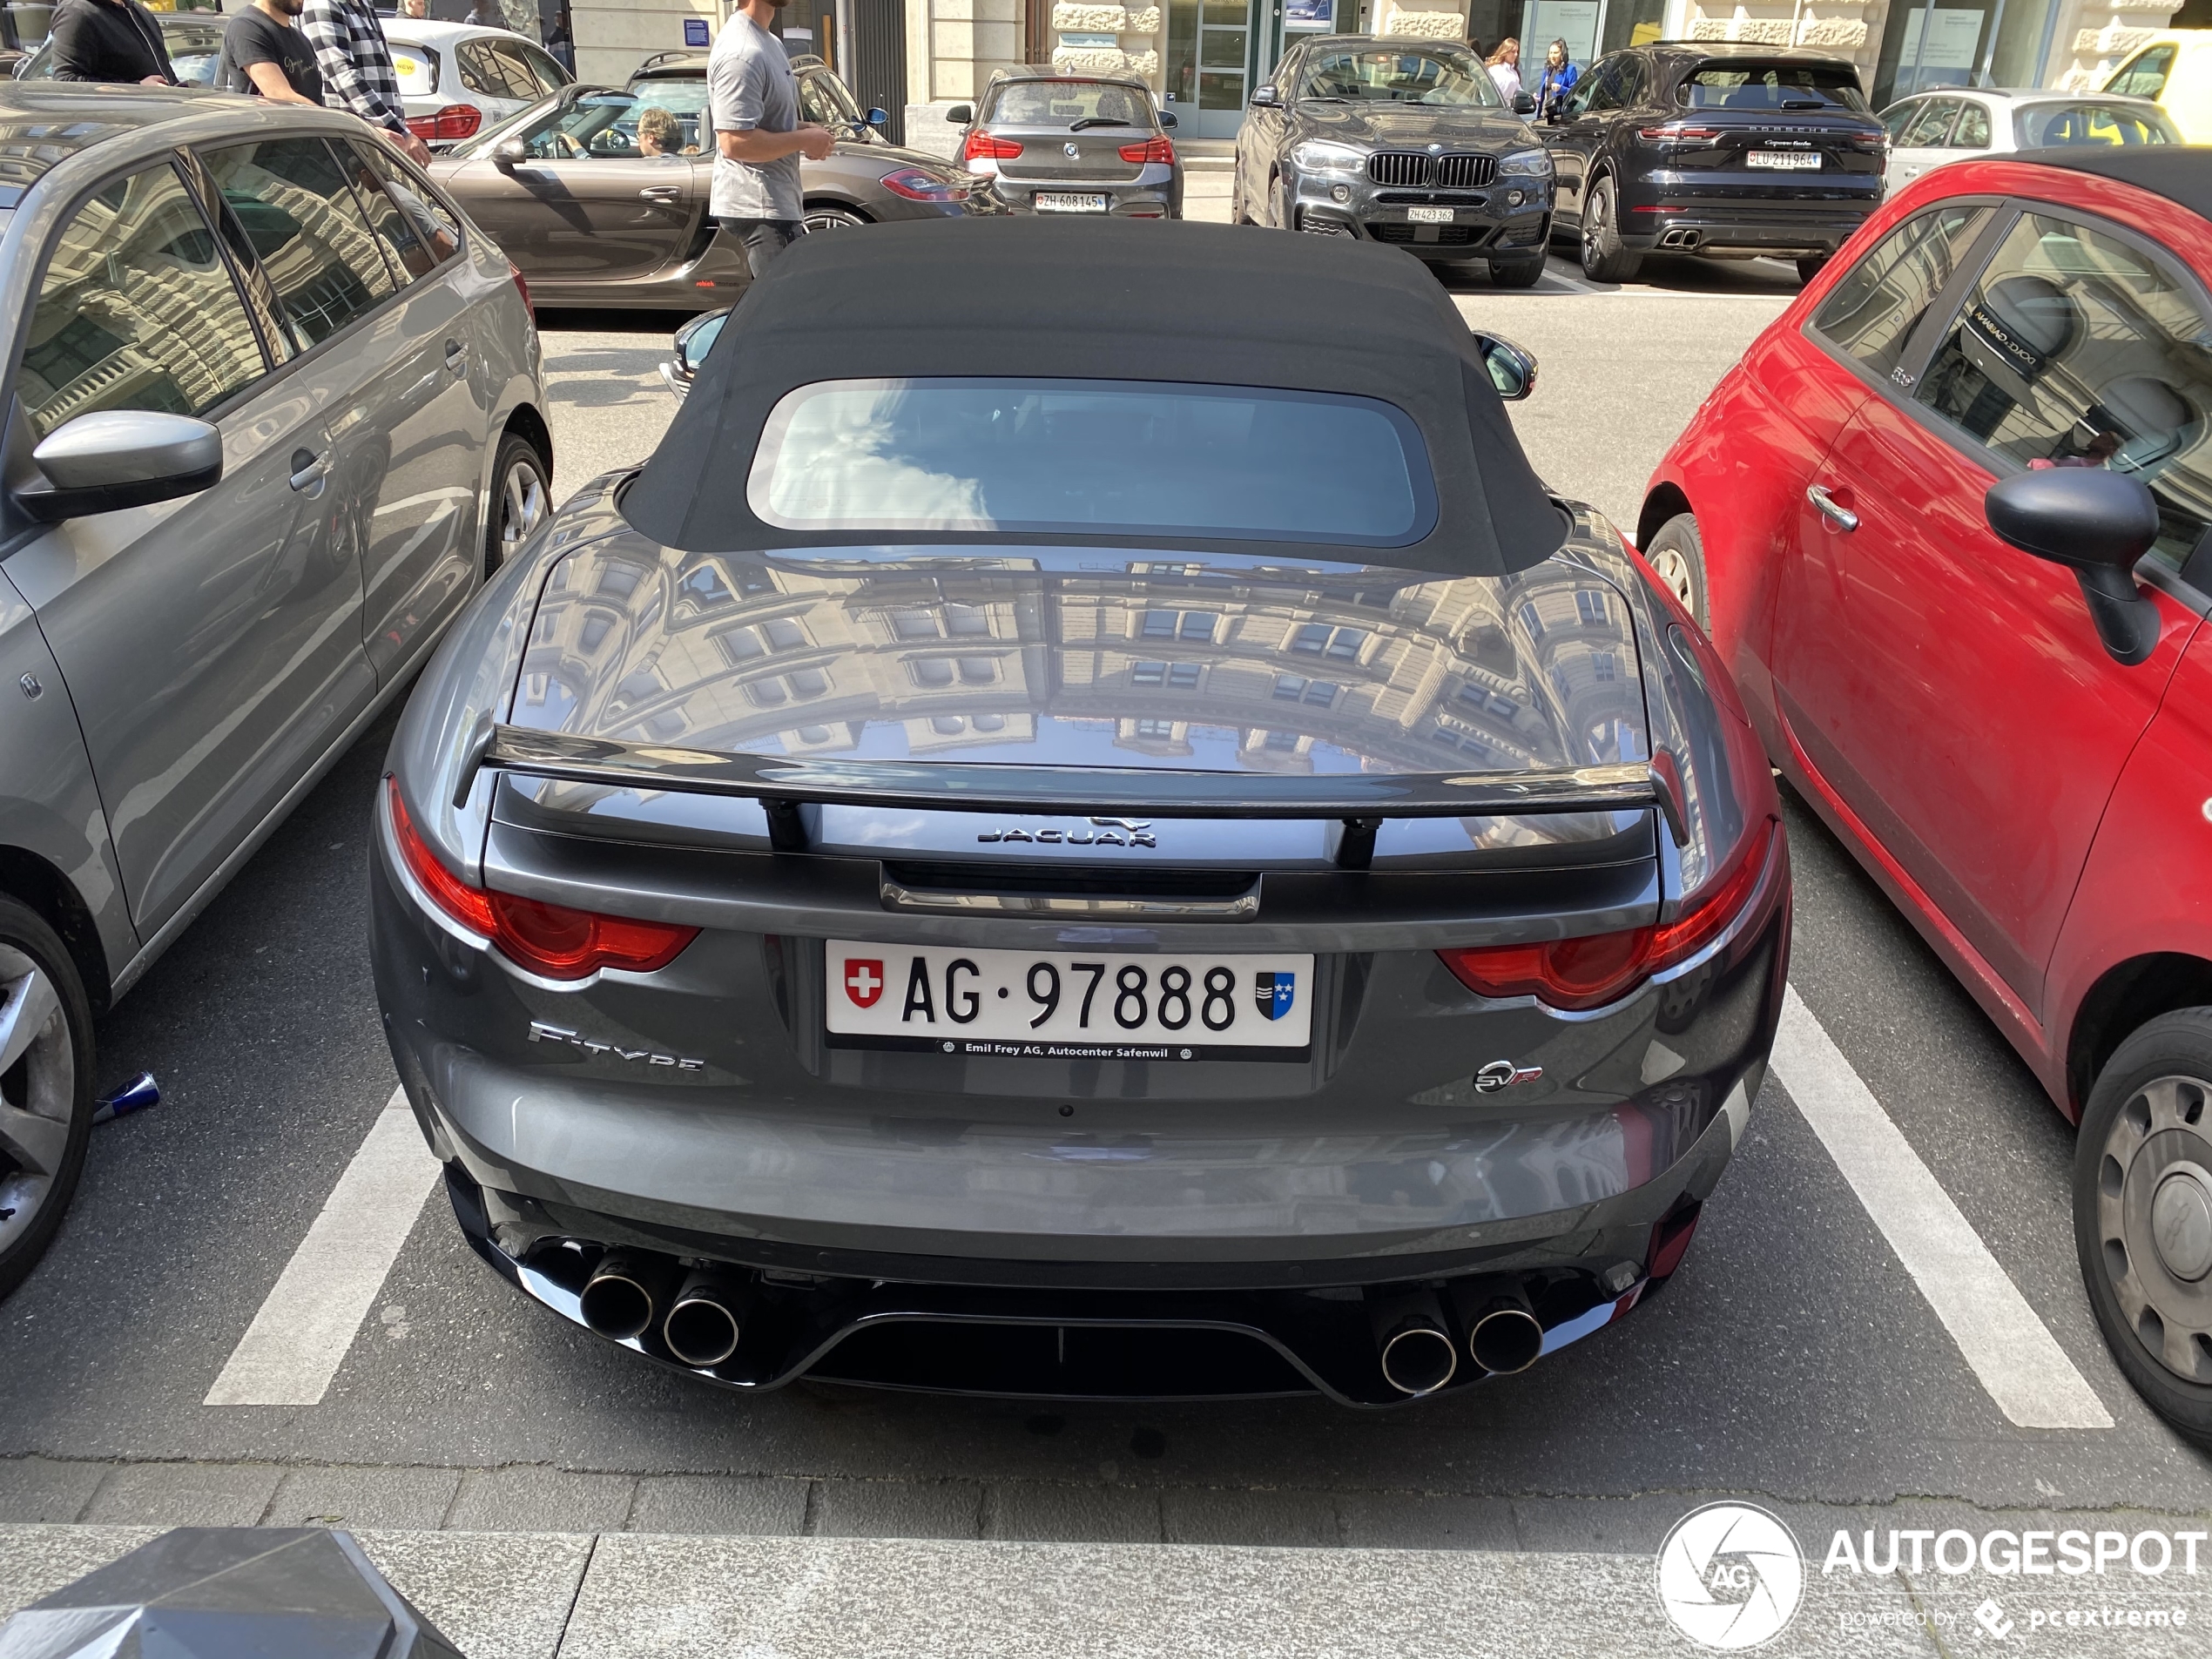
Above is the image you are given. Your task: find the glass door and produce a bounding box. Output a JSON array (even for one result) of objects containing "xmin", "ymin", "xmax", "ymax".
[{"xmin": 1167, "ymin": 0, "xmax": 1285, "ymax": 139}]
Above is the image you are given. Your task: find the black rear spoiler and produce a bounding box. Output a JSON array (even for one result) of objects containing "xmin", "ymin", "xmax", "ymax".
[{"xmin": 458, "ymin": 722, "xmax": 1689, "ymax": 870}]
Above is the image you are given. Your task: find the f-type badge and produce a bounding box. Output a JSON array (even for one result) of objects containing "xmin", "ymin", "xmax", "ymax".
[
  {"xmin": 1474, "ymin": 1059, "xmax": 1544, "ymax": 1092},
  {"xmin": 528, "ymin": 1022, "xmax": 704, "ymax": 1070},
  {"xmin": 1254, "ymin": 971, "xmax": 1297, "ymax": 1022}
]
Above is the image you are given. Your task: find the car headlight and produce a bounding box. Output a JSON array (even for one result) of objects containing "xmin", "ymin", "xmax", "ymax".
[
  {"xmin": 1291, "ymin": 139, "xmax": 1366, "ymax": 174},
  {"xmin": 1497, "ymin": 148, "xmax": 1553, "ymax": 178}
]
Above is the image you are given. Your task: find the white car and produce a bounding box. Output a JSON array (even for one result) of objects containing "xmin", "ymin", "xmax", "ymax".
[
  {"xmin": 1875, "ymin": 86, "xmax": 2181, "ymax": 193},
  {"xmin": 384, "ymin": 19, "xmax": 571, "ymax": 148}
]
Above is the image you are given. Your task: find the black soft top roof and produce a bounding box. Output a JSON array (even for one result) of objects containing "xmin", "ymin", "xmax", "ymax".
[
  {"xmin": 622, "ymin": 217, "xmax": 1568, "ymax": 574},
  {"xmin": 2013, "ymin": 145, "xmax": 2212, "ymax": 224}
]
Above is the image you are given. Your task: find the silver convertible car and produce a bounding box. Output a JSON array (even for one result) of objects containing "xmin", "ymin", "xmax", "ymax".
[
  {"xmin": 373, "ymin": 219, "xmax": 1788, "ymax": 1406},
  {"xmin": 0, "ymin": 83, "xmax": 550, "ymax": 1297}
]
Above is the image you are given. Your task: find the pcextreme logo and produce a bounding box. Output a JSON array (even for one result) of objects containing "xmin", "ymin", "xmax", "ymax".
[{"xmin": 1656, "ymin": 1502, "xmax": 1806, "ymax": 1650}]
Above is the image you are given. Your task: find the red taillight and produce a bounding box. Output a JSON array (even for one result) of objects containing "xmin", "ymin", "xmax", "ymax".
[
  {"xmin": 408, "ymin": 103, "xmax": 482, "ymax": 141},
  {"xmin": 387, "ymin": 779, "xmax": 696, "ymax": 980},
  {"xmin": 508, "ymin": 259, "xmax": 531, "ymax": 317},
  {"xmin": 1118, "ymin": 136, "xmax": 1175, "ymax": 164},
  {"xmin": 1437, "ymin": 820, "xmax": 1777, "ymax": 1011},
  {"xmin": 964, "ymin": 131, "xmax": 1022, "ymax": 161},
  {"xmin": 1637, "ymin": 124, "xmax": 1722, "ymax": 141},
  {"xmin": 878, "ymin": 165, "xmax": 969, "ymax": 201}
]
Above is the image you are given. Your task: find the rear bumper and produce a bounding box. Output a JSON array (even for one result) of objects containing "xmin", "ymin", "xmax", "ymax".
[
  {"xmin": 1618, "ymin": 191, "xmax": 1880, "ymax": 257},
  {"xmin": 370, "ymin": 808, "xmax": 1790, "ymax": 1400}
]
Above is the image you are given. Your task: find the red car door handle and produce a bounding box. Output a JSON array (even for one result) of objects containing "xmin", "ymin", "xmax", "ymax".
[{"xmin": 1807, "ymin": 484, "xmax": 1858, "ymax": 532}]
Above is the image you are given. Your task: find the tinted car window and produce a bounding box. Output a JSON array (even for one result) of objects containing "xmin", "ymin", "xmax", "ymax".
[
  {"xmin": 986, "ymin": 78, "xmax": 1153, "ymax": 125},
  {"xmin": 1952, "ymin": 100, "xmax": 1991, "ymax": 148},
  {"xmin": 2014, "ymin": 102, "xmax": 2177, "ymax": 147},
  {"xmin": 18, "ymin": 162, "xmax": 266, "ymax": 438},
  {"xmin": 747, "ymin": 378, "xmax": 1436, "ymax": 545},
  {"xmin": 1812, "ymin": 204, "xmax": 1991, "ymax": 381},
  {"xmin": 1294, "ymin": 45, "xmax": 1500, "ymax": 106},
  {"xmin": 1898, "ymin": 98, "xmax": 1957, "ymax": 147},
  {"xmin": 334, "ymin": 141, "xmax": 435, "ymax": 282},
  {"xmin": 1681, "ymin": 61, "xmax": 1867, "ymax": 113},
  {"xmin": 202, "ymin": 138, "xmax": 398, "ymax": 348},
  {"xmin": 354, "ymin": 141, "xmax": 462, "ymax": 262},
  {"xmin": 798, "ymin": 66, "xmax": 864, "ymax": 129},
  {"xmin": 1879, "ymin": 98, "xmax": 1922, "ymax": 140},
  {"xmin": 494, "ymin": 39, "xmax": 563, "ymax": 98},
  {"xmin": 1914, "ymin": 212, "xmax": 2212, "ymax": 572},
  {"xmin": 2106, "ymin": 44, "xmax": 2175, "ymax": 100},
  {"xmin": 384, "ymin": 38, "xmax": 440, "ymax": 98},
  {"xmin": 1573, "ymin": 57, "xmax": 1623, "ymax": 113},
  {"xmin": 502, "ymin": 91, "xmax": 652, "ymax": 159},
  {"xmin": 455, "ymin": 38, "xmax": 525, "ymax": 100}
]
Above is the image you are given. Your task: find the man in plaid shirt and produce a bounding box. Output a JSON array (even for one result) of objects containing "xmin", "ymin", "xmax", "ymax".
[{"xmin": 302, "ymin": 0, "xmax": 432, "ymax": 165}]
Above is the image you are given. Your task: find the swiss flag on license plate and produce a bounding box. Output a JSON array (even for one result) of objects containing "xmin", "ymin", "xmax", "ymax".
[{"xmin": 843, "ymin": 958, "xmax": 885, "ymax": 1008}]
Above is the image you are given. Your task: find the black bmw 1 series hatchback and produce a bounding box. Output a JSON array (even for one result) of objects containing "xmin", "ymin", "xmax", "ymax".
[{"xmin": 370, "ymin": 218, "xmax": 1790, "ymax": 1407}]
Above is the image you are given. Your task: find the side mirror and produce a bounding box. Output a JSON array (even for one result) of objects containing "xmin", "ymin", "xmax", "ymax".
[
  {"xmin": 1513, "ymin": 91, "xmax": 1535, "ymax": 114},
  {"xmin": 945, "ymin": 103, "xmax": 972, "ymax": 124},
  {"xmin": 674, "ymin": 306, "xmax": 731, "ymax": 378},
  {"xmin": 18, "ymin": 410, "xmax": 222, "ymax": 522},
  {"xmin": 1158, "ymin": 110, "xmax": 1177, "ymax": 129},
  {"xmin": 1470, "ymin": 332, "xmax": 1539, "ymax": 401},
  {"xmin": 865, "ymin": 106, "xmax": 887, "ymax": 126},
  {"xmin": 1985, "ymin": 468, "xmax": 2162, "ymax": 665},
  {"xmin": 493, "ymin": 137, "xmax": 527, "ymax": 167},
  {"xmin": 1248, "ymin": 84, "xmax": 1278, "ymax": 108}
]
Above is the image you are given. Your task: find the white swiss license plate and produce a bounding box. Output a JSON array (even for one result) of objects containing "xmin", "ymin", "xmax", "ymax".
[
  {"xmin": 1035, "ymin": 192, "xmax": 1110, "ymax": 212},
  {"xmin": 1747, "ymin": 151, "xmax": 1822, "ymax": 170},
  {"xmin": 826, "ymin": 941, "xmax": 1316, "ymax": 1061},
  {"xmin": 1406, "ymin": 206, "xmax": 1455, "ymax": 223}
]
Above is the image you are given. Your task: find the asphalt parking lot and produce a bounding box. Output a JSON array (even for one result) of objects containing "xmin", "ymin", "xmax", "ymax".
[{"xmin": 3, "ymin": 219, "xmax": 2208, "ymax": 1658}]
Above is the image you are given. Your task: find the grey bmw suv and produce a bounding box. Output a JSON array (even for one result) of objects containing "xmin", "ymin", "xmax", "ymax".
[
  {"xmin": 374, "ymin": 218, "xmax": 1787, "ymax": 1408},
  {"xmin": 0, "ymin": 83, "xmax": 550, "ymax": 1298},
  {"xmin": 1236, "ymin": 36, "xmax": 1553, "ymax": 287}
]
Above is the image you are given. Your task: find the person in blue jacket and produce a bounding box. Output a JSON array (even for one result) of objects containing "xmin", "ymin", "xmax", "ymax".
[{"xmin": 1536, "ymin": 38, "xmax": 1579, "ymax": 117}]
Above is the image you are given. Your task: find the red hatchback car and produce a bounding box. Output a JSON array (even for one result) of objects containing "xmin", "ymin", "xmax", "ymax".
[{"xmin": 1640, "ymin": 146, "xmax": 2212, "ymax": 1444}]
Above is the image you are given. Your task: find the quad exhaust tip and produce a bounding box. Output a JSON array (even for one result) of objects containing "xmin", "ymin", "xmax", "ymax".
[
  {"xmin": 664, "ymin": 1271, "xmax": 749, "ymax": 1368},
  {"xmin": 1659, "ymin": 227, "xmax": 1703, "ymax": 251},
  {"xmin": 577, "ymin": 1251, "xmax": 677, "ymax": 1342},
  {"xmin": 1467, "ymin": 1301, "xmax": 1545, "ymax": 1375},
  {"xmin": 1371, "ymin": 1292, "xmax": 1460, "ymax": 1396}
]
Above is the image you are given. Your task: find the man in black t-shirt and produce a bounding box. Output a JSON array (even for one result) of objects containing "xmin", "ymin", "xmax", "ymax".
[
  {"xmin": 49, "ymin": 0, "xmax": 176, "ymax": 84},
  {"xmin": 218, "ymin": 0, "xmax": 325, "ymax": 105}
]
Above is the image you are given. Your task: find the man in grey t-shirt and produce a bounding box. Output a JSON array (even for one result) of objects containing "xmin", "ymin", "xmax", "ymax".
[{"xmin": 709, "ymin": 0, "xmax": 833, "ymax": 280}]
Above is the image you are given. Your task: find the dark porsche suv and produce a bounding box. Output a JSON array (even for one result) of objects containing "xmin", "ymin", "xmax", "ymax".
[
  {"xmin": 1541, "ymin": 44, "xmax": 1886, "ymax": 284},
  {"xmin": 1234, "ymin": 36, "xmax": 1554, "ymax": 287}
]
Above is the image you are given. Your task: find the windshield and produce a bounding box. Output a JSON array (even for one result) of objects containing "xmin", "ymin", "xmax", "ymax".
[
  {"xmin": 2015, "ymin": 101, "xmax": 2180, "ymax": 147},
  {"xmin": 983, "ymin": 79, "xmax": 1156, "ymax": 127},
  {"xmin": 452, "ymin": 91, "xmax": 680, "ymax": 161},
  {"xmin": 1296, "ymin": 47, "xmax": 1501, "ymax": 106},
  {"xmin": 748, "ymin": 378, "xmax": 1436, "ymax": 545},
  {"xmin": 1681, "ymin": 62, "xmax": 1868, "ymax": 113}
]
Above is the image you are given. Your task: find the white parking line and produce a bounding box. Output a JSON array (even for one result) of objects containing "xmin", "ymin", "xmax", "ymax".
[
  {"xmin": 205, "ymin": 1088, "xmax": 441, "ymax": 1406},
  {"xmin": 1771, "ymin": 988, "xmax": 2112, "ymax": 1430}
]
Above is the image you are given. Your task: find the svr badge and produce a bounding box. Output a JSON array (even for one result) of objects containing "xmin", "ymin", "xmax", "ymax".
[{"xmin": 1253, "ymin": 971, "xmax": 1297, "ymax": 1022}]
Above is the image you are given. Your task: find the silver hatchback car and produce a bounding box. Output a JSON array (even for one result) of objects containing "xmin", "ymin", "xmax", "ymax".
[
  {"xmin": 950, "ymin": 67, "xmax": 1184, "ymax": 218},
  {"xmin": 0, "ymin": 83, "xmax": 550, "ymax": 1298}
]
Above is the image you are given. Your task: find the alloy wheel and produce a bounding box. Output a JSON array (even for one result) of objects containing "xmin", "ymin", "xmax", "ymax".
[
  {"xmin": 804, "ymin": 207, "xmax": 867, "ymax": 233},
  {"xmin": 2094, "ymin": 1072, "xmax": 2212, "ymax": 1384},
  {"xmin": 0, "ymin": 945, "xmax": 76, "ymax": 1258},
  {"xmin": 1649, "ymin": 543, "xmax": 1697, "ymax": 613},
  {"xmin": 499, "ymin": 456, "xmax": 548, "ymax": 564}
]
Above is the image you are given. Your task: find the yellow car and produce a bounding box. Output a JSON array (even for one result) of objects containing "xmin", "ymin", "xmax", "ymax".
[{"xmin": 2101, "ymin": 29, "xmax": 2212, "ymax": 141}]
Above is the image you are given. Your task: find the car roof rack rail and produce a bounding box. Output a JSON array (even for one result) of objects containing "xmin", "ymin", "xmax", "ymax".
[{"xmin": 455, "ymin": 724, "xmax": 1688, "ymax": 867}]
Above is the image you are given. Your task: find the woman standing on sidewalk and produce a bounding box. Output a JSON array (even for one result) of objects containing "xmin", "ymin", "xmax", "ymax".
[
  {"xmin": 1535, "ymin": 39, "xmax": 1578, "ymax": 117},
  {"xmin": 1486, "ymin": 38, "xmax": 1521, "ymax": 105}
]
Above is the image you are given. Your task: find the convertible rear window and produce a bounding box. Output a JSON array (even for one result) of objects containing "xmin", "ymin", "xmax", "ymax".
[
  {"xmin": 746, "ymin": 378, "xmax": 1436, "ymax": 545},
  {"xmin": 1681, "ymin": 62, "xmax": 1867, "ymax": 113}
]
